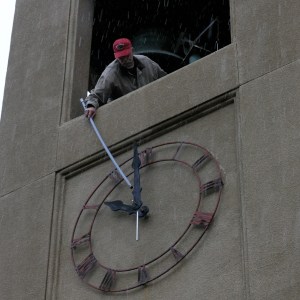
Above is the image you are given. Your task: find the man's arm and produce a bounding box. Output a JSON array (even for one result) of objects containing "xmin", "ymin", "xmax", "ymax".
[
  {"xmin": 147, "ymin": 57, "xmax": 167, "ymax": 79},
  {"xmin": 84, "ymin": 73, "xmax": 114, "ymax": 118}
]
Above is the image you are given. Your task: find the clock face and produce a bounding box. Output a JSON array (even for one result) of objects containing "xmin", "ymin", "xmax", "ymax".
[{"xmin": 71, "ymin": 141, "xmax": 224, "ymax": 293}]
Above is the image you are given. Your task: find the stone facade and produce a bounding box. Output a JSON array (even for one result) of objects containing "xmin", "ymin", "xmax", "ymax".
[{"xmin": 0, "ymin": 1, "xmax": 299, "ymax": 299}]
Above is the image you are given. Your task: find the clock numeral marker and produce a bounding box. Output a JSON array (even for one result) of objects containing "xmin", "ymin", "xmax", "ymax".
[
  {"xmin": 109, "ymin": 169, "xmax": 123, "ymax": 184},
  {"xmin": 138, "ymin": 265, "xmax": 150, "ymax": 285},
  {"xmin": 191, "ymin": 211, "xmax": 213, "ymax": 226},
  {"xmin": 99, "ymin": 269, "xmax": 116, "ymax": 291},
  {"xmin": 76, "ymin": 253, "xmax": 97, "ymax": 279},
  {"xmin": 192, "ymin": 153, "xmax": 210, "ymax": 171},
  {"xmin": 139, "ymin": 148, "xmax": 153, "ymax": 166},
  {"xmin": 170, "ymin": 247, "xmax": 184, "ymax": 262},
  {"xmin": 173, "ymin": 142, "xmax": 184, "ymax": 160},
  {"xmin": 200, "ymin": 178, "xmax": 223, "ymax": 196},
  {"xmin": 71, "ymin": 233, "xmax": 90, "ymax": 249}
]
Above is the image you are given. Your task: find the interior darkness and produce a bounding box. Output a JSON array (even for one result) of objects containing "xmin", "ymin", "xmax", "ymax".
[{"xmin": 89, "ymin": 0, "xmax": 231, "ymax": 89}]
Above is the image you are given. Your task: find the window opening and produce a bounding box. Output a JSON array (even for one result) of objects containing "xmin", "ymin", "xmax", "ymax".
[{"xmin": 89, "ymin": 0, "xmax": 231, "ymax": 90}]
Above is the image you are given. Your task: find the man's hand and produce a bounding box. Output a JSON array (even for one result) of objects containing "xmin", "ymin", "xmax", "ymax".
[{"xmin": 85, "ymin": 106, "xmax": 96, "ymax": 118}]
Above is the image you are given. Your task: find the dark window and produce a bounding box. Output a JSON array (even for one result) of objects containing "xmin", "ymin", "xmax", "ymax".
[{"xmin": 89, "ymin": 0, "xmax": 231, "ymax": 90}]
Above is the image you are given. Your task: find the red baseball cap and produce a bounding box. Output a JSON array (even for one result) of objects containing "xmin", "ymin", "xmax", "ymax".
[{"xmin": 113, "ymin": 38, "xmax": 132, "ymax": 58}]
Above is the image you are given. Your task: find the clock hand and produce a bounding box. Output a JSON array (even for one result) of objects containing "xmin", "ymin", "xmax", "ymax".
[
  {"xmin": 104, "ymin": 143, "xmax": 149, "ymax": 223},
  {"xmin": 131, "ymin": 143, "xmax": 150, "ymax": 240},
  {"xmin": 104, "ymin": 200, "xmax": 149, "ymax": 217},
  {"xmin": 131, "ymin": 143, "xmax": 143, "ymax": 210},
  {"xmin": 104, "ymin": 200, "xmax": 136, "ymax": 215}
]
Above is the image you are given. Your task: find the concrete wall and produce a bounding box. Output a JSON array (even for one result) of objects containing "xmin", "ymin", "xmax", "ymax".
[{"xmin": 0, "ymin": 0, "xmax": 299, "ymax": 299}]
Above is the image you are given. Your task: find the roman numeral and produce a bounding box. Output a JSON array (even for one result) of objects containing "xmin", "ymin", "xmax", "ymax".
[
  {"xmin": 170, "ymin": 247, "xmax": 184, "ymax": 261},
  {"xmin": 139, "ymin": 148, "xmax": 153, "ymax": 166},
  {"xmin": 200, "ymin": 178, "xmax": 223, "ymax": 196},
  {"xmin": 76, "ymin": 253, "xmax": 97, "ymax": 279},
  {"xmin": 71, "ymin": 233, "xmax": 90, "ymax": 249},
  {"xmin": 191, "ymin": 211, "xmax": 213, "ymax": 226},
  {"xmin": 99, "ymin": 269, "xmax": 116, "ymax": 291},
  {"xmin": 138, "ymin": 266, "xmax": 150, "ymax": 285},
  {"xmin": 192, "ymin": 153, "xmax": 210, "ymax": 171}
]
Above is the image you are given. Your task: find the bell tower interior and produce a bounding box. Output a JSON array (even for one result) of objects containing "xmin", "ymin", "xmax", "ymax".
[{"xmin": 89, "ymin": 0, "xmax": 231, "ymax": 89}]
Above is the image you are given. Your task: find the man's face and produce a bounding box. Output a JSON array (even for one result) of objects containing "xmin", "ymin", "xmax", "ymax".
[{"xmin": 117, "ymin": 52, "xmax": 134, "ymax": 69}]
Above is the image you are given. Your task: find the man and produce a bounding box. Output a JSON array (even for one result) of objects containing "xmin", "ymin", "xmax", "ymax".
[{"xmin": 85, "ymin": 38, "xmax": 167, "ymax": 118}]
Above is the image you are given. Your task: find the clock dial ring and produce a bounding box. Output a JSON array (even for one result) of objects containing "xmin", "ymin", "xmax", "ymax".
[{"xmin": 71, "ymin": 141, "xmax": 224, "ymax": 293}]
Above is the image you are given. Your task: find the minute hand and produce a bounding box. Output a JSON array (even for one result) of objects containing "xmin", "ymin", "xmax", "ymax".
[{"xmin": 131, "ymin": 143, "xmax": 142, "ymax": 210}]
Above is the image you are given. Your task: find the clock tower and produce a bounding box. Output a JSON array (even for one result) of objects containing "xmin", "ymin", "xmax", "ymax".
[{"xmin": 0, "ymin": 1, "xmax": 299, "ymax": 299}]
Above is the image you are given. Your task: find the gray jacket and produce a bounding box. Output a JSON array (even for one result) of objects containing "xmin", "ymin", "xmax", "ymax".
[{"xmin": 85, "ymin": 55, "xmax": 167, "ymax": 109}]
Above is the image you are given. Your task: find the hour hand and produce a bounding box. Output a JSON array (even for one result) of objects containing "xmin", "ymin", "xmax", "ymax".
[
  {"xmin": 104, "ymin": 200, "xmax": 136, "ymax": 215},
  {"xmin": 131, "ymin": 143, "xmax": 142, "ymax": 210},
  {"xmin": 104, "ymin": 200, "xmax": 149, "ymax": 217}
]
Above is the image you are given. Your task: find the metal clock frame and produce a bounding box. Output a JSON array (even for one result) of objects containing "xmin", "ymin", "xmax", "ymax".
[{"xmin": 71, "ymin": 141, "xmax": 224, "ymax": 293}]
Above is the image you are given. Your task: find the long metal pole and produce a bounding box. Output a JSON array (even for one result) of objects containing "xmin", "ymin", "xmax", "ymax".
[{"xmin": 80, "ymin": 98, "xmax": 132, "ymax": 189}]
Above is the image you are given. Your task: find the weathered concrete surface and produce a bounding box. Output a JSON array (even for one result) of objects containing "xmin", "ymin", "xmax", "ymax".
[
  {"xmin": 238, "ymin": 60, "xmax": 300, "ymax": 299},
  {"xmin": 64, "ymin": 0, "xmax": 94, "ymax": 120},
  {"xmin": 0, "ymin": 174, "xmax": 55, "ymax": 300},
  {"xmin": 0, "ymin": 0, "xmax": 70, "ymax": 196},
  {"xmin": 52, "ymin": 104, "xmax": 243, "ymax": 300},
  {"xmin": 235, "ymin": 0, "xmax": 300, "ymax": 84}
]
